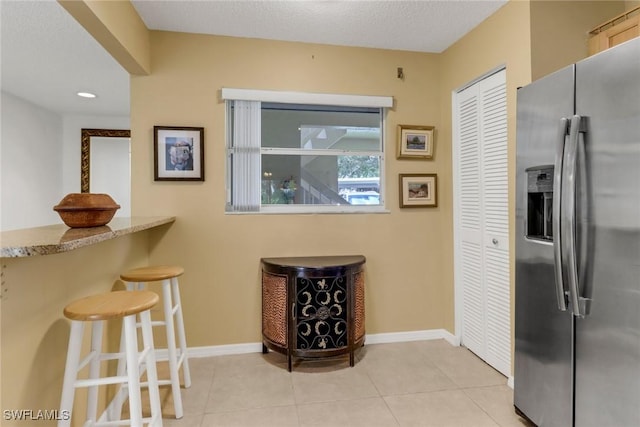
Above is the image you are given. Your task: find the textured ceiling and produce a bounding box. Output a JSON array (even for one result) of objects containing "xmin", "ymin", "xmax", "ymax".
[
  {"xmin": 0, "ymin": 0, "xmax": 130, "ymax": 116},
  {"xmin": 1, "ymin": 0, "xmax": 507, "ymax": 117},
  {"xmin": 131, "ymin": 0, "xmax": 508, "ymax": 54}
]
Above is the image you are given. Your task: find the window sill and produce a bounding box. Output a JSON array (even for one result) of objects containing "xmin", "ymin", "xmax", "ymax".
[{"xmin": 225, "ymin": 206, "xmax": 390, "ymax": 215}]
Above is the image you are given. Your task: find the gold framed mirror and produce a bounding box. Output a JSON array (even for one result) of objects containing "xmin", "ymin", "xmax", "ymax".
[{"xmin": 81, "ymin": 128, "xmax": 131, "ymax": 193}]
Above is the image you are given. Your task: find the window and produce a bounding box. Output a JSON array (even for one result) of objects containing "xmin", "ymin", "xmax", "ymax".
[{"xmin": 223, "ymin": 89, "xmax": 392, "ymax": 213}]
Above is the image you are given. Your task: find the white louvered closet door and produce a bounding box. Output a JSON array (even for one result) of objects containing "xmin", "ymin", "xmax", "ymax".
[{"xmin": 454, "ymin": 69, "xmax": 510, "ymax": 377}]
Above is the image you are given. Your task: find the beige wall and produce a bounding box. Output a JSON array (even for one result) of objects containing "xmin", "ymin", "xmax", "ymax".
[
  {"xmin": 530, "ymin": 0, "xmax": 626, "ymax": 80},
  {"xmin": 131, "ymin": 33, "xmax": 448, "ymax": 346},
  {"xmin": 438, "ymin": 0, "xmax": 532, "ymax": 357}
]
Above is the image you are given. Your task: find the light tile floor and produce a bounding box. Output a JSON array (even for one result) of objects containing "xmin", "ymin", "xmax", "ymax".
[{"xmin": 153, "ymin": 339, "xmax": 534, "ymax": 427}]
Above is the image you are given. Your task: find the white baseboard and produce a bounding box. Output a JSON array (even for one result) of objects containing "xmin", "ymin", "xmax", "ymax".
[
  {"xmin": 184, "ymin": 329, "xmax": 460, "ymax": 359},
  {"xmin": 188, "ymin": 342, "xmax": 263, "ymax": 358},
  {"xmin": 364, "ymin": 329, "xmax": 459, "ymax": 346}
]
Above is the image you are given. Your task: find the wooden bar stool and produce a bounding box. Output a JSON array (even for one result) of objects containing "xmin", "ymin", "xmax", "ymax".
[
  {"xmin": 120, "ymin": 265, "xmax": 191, "ymax": 419},
  {"xmin": 59, "ymin": 290, "xmax": 162, "ymax": 427}
]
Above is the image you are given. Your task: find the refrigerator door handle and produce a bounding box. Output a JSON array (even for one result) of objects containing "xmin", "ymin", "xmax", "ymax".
[
  {"xmin": 562, "ymin": 115, "xmax": 585, "ymax": 317},
  {"xmin": 553, "ymin": 117, "xmax": 569, "ymax": 311}
]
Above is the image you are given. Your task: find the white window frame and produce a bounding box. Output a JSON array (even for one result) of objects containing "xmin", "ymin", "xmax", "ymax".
[{"xmin": 223, "ymin": 88, "xmax": 393, "ymax": 214}]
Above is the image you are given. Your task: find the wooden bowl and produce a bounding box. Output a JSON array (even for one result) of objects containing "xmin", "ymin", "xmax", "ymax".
[{"xmin": 53, "ymin": 193, "xmax": 120, "ymax": 228}]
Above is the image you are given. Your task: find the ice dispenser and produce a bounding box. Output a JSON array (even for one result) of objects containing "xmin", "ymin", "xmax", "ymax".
[{"xmin": 526, "ymin": 166, "xmax": 554, "ymax": 241}]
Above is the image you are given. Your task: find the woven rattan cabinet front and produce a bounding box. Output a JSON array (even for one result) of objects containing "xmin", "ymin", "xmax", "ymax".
[{"xmin": 261, "ymin": 255, "xmax": 365, "ymax": 371}]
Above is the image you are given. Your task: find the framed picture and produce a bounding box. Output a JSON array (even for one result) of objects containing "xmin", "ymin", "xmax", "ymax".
[
  {"xmin": 154, "ymin": 126, "xmax": 204, "ymax": 181},
  {"xmin": 399, "ymin": 173, "xmax": 438, "ymax": 208},
  {"xmin": 397, "ymin": 125, "xmax": 435, "ymax": 159}
]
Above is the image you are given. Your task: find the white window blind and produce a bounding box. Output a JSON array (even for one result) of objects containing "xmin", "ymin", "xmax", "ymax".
[{"xmin": 231, "ymin": 100, "xmax": 261, "ymax": 212}]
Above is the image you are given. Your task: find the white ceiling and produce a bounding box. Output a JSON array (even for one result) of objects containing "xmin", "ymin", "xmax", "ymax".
[
  {"xmin": 1, "ymin": 0, "xmax": 507, "ymax": 117},
  {"xmin": 1, "ymin": 0, "xmax": 130, "ymax": 116},
  {"xmin": 131, "ymin": 0, "xmax": 507, "ymax": 54}
]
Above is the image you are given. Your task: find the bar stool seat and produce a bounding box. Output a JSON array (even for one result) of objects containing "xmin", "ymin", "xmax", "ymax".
[
  {"xmin": 59, "ymin": 290, "xmax": 162, "ymax": 427},
  {"xmin": 120, "ymin": 266, "xmax": 185, "ymax": 284},
  {"xmin": 120, "ymin": 265, "xmax": 191, "ymax": 419}
]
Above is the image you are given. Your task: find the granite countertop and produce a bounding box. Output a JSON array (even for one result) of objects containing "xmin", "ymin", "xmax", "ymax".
[{"xmin": 0, "ymin": 216, "xmax": 175, "ymax": 258}]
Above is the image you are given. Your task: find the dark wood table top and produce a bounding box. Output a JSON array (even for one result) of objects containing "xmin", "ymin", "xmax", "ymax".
[{"xmin": 261, "ymin": 255, "xmax": 365, "ymax": 269}]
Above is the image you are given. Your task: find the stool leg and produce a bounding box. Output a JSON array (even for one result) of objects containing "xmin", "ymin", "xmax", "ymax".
[
  {"xmin": 124, "ymin": 281, "xmax": 145, "ymax": 291},
  {"xmin": 113, "ymin": 280, "xmax": 146, "ymax": 419},
  {"xmin": 86, "ymin": 320, "xmax": 104, "ymax": 422},
  {"xmin": 140, "ymin": 309, "xmax": 162, "ymax": 427},
  {"xmin": 112, "ymin": 279, "xmax": 135, "ymax": 414},
  {"xmin": 59, "ymin": 321, "xmax": 84, "ymax": 427},
  {"xmin": 171, "ymin": 277, "xmax": 191, "ymax": 388},
  {"xmin": 111, "ymin": 315, "xmax": 130, "ymax": 421},
  {"xmin": 115, "ymin": 282, "xmax": 143, "ymax": 382},
  {"xmin": 161, "ymin": 279, "xmax": 183, "ymax": 419},
  {"xmin": 123, "ymin": 313, "xmax": 143, "ymax": 427}
]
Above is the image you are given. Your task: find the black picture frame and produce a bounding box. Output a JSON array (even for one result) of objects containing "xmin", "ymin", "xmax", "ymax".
[{"xmin": 153, "ymin": 126, "xmax": 204, "ymax": 181}]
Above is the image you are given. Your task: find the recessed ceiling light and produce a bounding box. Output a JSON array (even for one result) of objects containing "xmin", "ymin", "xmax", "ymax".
[{"xmin": 77, "ymin": 92, "xmax": 97, "ymax": 99}]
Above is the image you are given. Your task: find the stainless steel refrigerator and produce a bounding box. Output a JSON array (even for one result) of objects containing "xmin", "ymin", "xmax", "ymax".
[{"xmin": 514, "ymin": 37, "xmax": 640, "ymax": 427}]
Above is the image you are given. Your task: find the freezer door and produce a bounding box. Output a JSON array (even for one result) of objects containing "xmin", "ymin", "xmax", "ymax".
[
  {"xmin": 514, "ymin": 65, "xmax": 574, "ymax": 427},
  {"xmin": 573, "ymin": 38, "xmax": 640, "ymax": 427}
]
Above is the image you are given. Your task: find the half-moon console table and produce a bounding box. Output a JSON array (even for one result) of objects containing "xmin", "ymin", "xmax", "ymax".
[{"xmin": 261, "ymin": 255, "xmax": 366, "ymax": 371}]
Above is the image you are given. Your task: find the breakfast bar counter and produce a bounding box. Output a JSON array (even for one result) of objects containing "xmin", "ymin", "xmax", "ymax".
[
  {"xmin": 1, "ymin": 216, "xmax": 176, "ymax": 423},
  {"xmin": 0, "ymin": 216, "xmax": 175, "ymax": 257}
]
